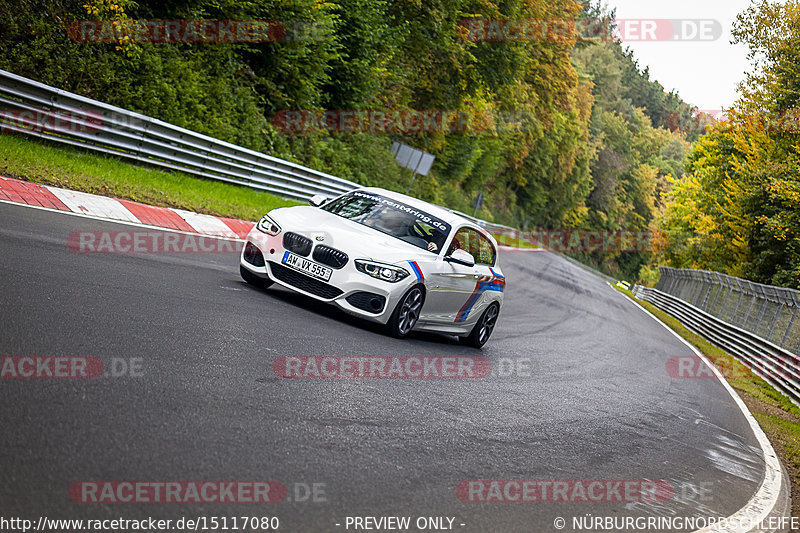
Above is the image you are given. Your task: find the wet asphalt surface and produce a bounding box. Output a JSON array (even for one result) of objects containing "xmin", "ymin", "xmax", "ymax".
[{"xmin": 0, "ymin": 202, "xmax": 765, "ymax": 532}]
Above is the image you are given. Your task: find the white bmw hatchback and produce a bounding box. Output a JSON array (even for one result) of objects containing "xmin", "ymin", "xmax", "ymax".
[{"xmin": 240, "ymin": 187, "xmax": 504, "ymax": 347}]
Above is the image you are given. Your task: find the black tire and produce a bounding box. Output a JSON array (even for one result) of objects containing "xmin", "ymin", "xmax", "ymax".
[
  {"xmin": 240, "ymin": 264, "xmax": 274, "ymax": 288},
  {"xmin": 387, "ymin": 285, "xmax": 425, "ymax": 338},
  {"xmin": 460, "ymin": 302, "xmax": 500, "ymax": 348}
]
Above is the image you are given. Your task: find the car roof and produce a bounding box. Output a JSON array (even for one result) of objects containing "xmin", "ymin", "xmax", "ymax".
[{"xmin": 355, "ymin": 187, "xmax": 475, "ymax": 228}]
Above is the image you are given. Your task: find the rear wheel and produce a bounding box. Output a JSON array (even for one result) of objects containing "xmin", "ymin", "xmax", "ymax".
[
  {"xmin": 388, "ymin": 286, "xmax": 424, "ymax": 338},
  {"xmin": 461, "ymin": 302, "xmax": 500, "ymax": 348},
  {"xmin": 240, "ymin": 265, "xmax": 274, "ymax": 288}
]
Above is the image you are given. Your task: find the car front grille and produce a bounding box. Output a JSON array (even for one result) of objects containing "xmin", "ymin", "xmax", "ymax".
[
  {"xmin": 283, "ymin": 232, "xmax": 312, "ymax": 256},
  {"xmin": 345, "ymin": 292, "xmax": 386, "ymax": 314},
  {"xmin": 268, "ymin": 261, "xmax": 343, "ymax": 299},
  {"xmin": 312, "ymin": 245, "xmax": 348, "ymax": 269}
]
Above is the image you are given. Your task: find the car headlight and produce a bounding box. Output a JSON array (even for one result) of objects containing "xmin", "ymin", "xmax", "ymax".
[
  {"xmin": 355, "ymin": 260, "xmax": 410, "ymax": 283},
  {"xmin": 256, "ymin": 215, "xmax": 281, "ymax": 235}
]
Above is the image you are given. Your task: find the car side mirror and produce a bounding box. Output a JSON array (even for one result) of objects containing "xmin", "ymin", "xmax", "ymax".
[
  {"xmin": 445, "ymin": 249, "xmax": 475, "ymax": 267},
  {"xmin": 309, "ymin": 194, "xmax": 329, "ymax": 207}
]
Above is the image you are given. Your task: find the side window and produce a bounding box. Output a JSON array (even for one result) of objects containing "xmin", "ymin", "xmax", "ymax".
[
  {"xmin": 448, "ymin": 228, "xmax": 472, "ymax": 256},
  {"xmin": 447, "ymin": 227, "xmax": 495, "ymax": 265},
  {"xmin": 475, "ymin": 231, "xmax": 497, "ymax": 266}
]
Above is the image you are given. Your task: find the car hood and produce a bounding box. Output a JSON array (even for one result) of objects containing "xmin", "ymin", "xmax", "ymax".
[{"xmin": 268, "ymin": 206, "xmax": 434, "ymax": 264}]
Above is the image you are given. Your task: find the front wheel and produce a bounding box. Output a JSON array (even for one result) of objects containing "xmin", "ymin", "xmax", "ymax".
[
  {"xmin": 387, "ymin": 286, "xmax": 424, "ymax": 338},
  {"xmin": 460, "ymin": 302, "xmax": 500, "ymax": 348}
]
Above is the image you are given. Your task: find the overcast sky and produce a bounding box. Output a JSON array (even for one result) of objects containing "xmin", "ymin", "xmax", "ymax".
[{"xmin": 609, "ymin": 0, "xmax": 755, "ymax": 111}]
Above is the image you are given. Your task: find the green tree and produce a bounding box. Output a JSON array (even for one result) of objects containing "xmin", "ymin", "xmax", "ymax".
[{"xmin": 659, "ymin": 0, "xmax": 800, "ymax": 288}]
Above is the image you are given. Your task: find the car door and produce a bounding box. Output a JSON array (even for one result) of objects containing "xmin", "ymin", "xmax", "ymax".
[{"xmin": 422, "ymin": 226, "xmax": 483, "ymax": 324}]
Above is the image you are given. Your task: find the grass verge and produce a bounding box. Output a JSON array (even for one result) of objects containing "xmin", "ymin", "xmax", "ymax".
[
  {"xmin": 615, "ymin": 286, "xmax": 800, "ymax": 517},
  {"xmin": 0, "ymin": 133, "xmax": 298, "ymax": 221}
]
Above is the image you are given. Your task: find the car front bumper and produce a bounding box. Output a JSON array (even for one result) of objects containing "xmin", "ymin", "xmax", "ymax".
[{"xmin": 240, "ymin": 230, "xmax": 414, "ymax": 325}]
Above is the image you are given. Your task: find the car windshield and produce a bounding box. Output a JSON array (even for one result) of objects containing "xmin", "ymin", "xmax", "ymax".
[{"xmin": 322, "ymin": 191, "xmax": 451, "ymax": 253}]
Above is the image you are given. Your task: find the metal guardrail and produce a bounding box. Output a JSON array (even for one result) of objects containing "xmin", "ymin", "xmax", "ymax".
[
  {"xmin": 0, "ymin": 69, "xmax": 517, "ymax": 232},
  {"xmin": 657, "ymin": 267, "xmax": 800, "ymax": 355},
  {"xmin": 0, "ymin": 69, "xmax": 359, "ymax": 202},
  {"xmin": 633, "ymin": 284, "xmax": 800, "ymax": 406}
]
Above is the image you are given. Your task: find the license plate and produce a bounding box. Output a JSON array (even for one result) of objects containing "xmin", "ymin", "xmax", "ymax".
[{"xmin": 281, "ymin": 251, "xmax": 332, "ymax": 281}]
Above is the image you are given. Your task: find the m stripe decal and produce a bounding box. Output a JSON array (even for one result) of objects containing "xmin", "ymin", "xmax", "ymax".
[
  {"xmin": 455, "ymin": 272, "xmax": 505, "ymax": 323},
  {"xmin": 408, "ymin": 261, "xmax": 424, "ymax": 283}
]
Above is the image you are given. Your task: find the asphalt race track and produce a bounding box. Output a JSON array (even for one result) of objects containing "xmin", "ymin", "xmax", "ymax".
[{"xmin": 0, "ymin": 202, "xmax": 768, "ymax": 532}]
